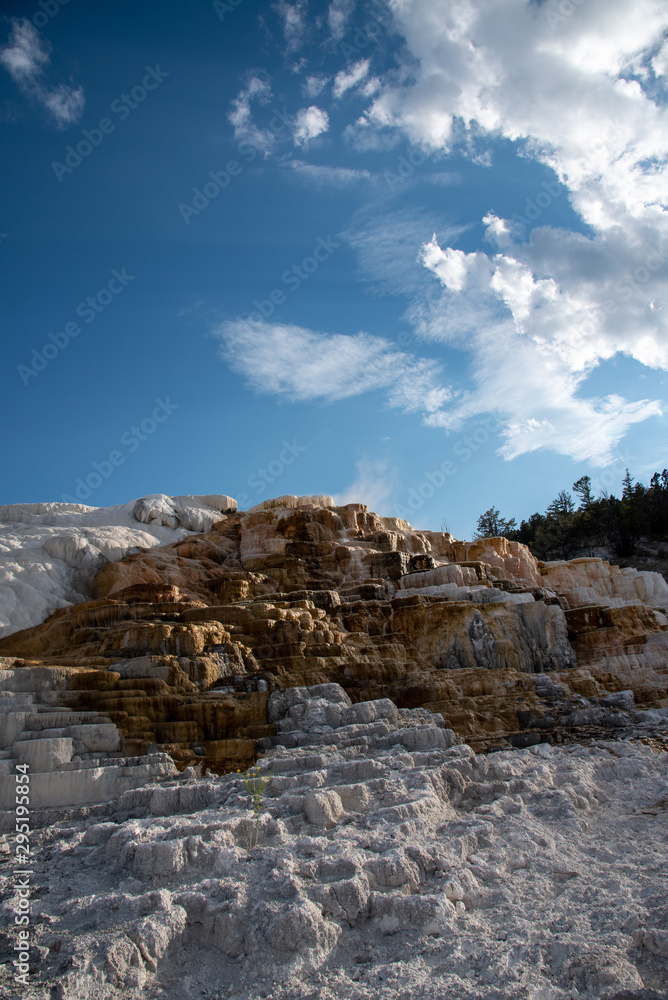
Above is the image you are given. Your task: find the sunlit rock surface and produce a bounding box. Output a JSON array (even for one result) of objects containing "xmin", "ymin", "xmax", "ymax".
[
  {"xmin": 0, "ymin": 494, "xmax": 667, "ymax": 998},
  {"xmin": 0, "ymin": 494, "xmax": 666, "ymax": 800},
  {"xmin": 0, "ymin": 495, "xmax": 236, "ymax": 638}
]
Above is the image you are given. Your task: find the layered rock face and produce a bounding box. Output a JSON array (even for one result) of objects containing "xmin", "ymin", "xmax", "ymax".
[
  {"xmin": 0, "ymin": 494, "xmax": 667, "ymax": 810},
  {"xmin": 0, "ymin": 493, "xmax": 237, "ymax": 638}
]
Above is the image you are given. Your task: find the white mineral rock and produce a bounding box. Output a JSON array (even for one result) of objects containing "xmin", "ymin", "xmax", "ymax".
[{"xmin": 0, "ymin": 494, "xmax": 236, "ymax": 637}]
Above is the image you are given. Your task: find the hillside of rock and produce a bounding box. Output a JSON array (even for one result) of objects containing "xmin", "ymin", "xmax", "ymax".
[
  {"xmin": 0, "ymin": 493, "xmax": 667, "ymax": 808},
  {"xmin": 0, "ymin": 494, "xmax": 237, "ymax": 638},
  {"xmin": 1, "ymin": 492, "xmax": 667, "ymax": 999},
  {"xmin": 1, "ymin": 683, "xmax": 667, "ymax": 1000}
]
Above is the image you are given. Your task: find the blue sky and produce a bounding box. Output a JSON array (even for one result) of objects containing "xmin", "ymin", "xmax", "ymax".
[{"xmin": 1, "ymin": 0, "xmax": 667, "ymax": 538}]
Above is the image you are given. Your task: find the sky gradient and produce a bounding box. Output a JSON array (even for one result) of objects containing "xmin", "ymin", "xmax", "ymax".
[{"xmin": 2, "ymin": 0, "xmax": 667, "ymax": 538}]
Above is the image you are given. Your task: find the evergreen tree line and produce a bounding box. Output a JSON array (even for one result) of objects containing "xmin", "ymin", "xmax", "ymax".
[{"xmin": 474, "ymin": 469, "xmax": 668, "ymax": 560}]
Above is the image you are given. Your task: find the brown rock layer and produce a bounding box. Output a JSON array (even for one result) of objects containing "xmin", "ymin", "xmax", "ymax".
[{"xmin": 1, "ymin": 497, "xmax": 667, "ymax": 773}]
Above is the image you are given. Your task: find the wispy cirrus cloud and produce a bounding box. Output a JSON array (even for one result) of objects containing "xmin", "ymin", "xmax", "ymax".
[
  {"xmin": 345, "ymin": 208, "xmax": 467, "ymax": 297},
  {"xmin": 215, "ymin": 317, "xmax": 452, "ymax": 413},
  {"xmin": 0, "ymin": 19, "xmax": 84, "ymax": 128},
  {"xmin": 331, "ymin": 455, "xmax": 396, "ymax": 509},
  {"xmin": 285, "ymin": 159, "xmax": 372, "ymax": 187}
]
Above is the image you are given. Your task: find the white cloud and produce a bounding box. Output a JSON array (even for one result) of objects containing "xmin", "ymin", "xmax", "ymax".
[
  {"xmin": 331, "ymin": 456, "xmax": 395, "ymax": 509},
  {"xmin": 292, "ymin": 105, "xmax": 329, "ymax": 145},
  {"xmin": 286, "ymin": 159, "xmax": 372, "ymax": 186},
  {"xmin": 216, "ymin": 318, "xmax": 451, "ymax": 411},
  {"xmin": 416, "ymin": 235, "xmax": 663, "ymax": 465},
  {"xmin": 0, "ymin": 19, "xmax": 84, "ymax": 128},
  {"xmin": 652, "ymin": 38, "xmax": 668, "ymax": 76},
  {"xmin": 360, "ymin": 77, "xmax": 381, "ymax": 98},
  {"xmin": 177, "ymin": 299, "xmax": 204, "ymax": 318},
  {"xmin": 345, "ymin": 209, "xmax": 467, "ymax": 297},
  {"xmin": 335, "ymin": 0, "xmax": 668, "ymax": 463},
  {"xmin": 333, "ymin": 59, "xmax": 369, "ymax": 99},
  {"xmin": 328, "ymin": 0, "xmax": 355, "ymax": 42},
  {"xmin": 343, "ymin": 115, "xmax": 402, "ymax": 151},
  {"xmin": 303, "ymin": 74, "xmax": 329, "ymax": 98},
  {"xmin": 364, "ymin": 0, "xmax": 668, "ymax": 231},
  {"xmin": 274, "ymin": 0, "xmax": 309, "ymax": 54},
  {"xmin": 424, "ymin": 171, "xmax": 462, "ymax": 187},
  {"xmin": 228, "ymin": 74, "xmax": 277, "ymax": 156}
]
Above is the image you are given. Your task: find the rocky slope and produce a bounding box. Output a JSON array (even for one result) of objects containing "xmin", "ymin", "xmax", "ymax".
[
  {"xmin": 0, "ymin": 494, "xmax": 237, "ymax": 638},
  {"xmin": 0, "ymin": 492, "xmax": 667, "ymax": 999},
  {"xmin": 0, "ymin": 494, "xmax": 667, "ymax": 805},
  {"xmin": 1, "ymin": 683, "xmax": 667, "ymax": 1000}
]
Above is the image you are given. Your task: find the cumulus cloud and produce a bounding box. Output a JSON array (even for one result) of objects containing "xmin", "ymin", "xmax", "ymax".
[
  {"xmin": 303, "ymin": 74, "xmax": 329, "ymax": 98},
  {"xmin": 222, "ymin": 0, "xmax": 667, "ymax": 467},
  {"xmin": 228, "ymin": 74, "xmax": 276, "ymax": 156},
  {"xmin": 216, "ymin": 318, "xmax": 452, "ymax": 412},
  {"xmin": 292, "ymin": 105, "xmax": 329, "ymax": 145},
  {"xmin": 328, "ymin": 0, "xmax": 355, "ymax": 42},
  {"xmin": 336, "ymin": 0, "xmax": 668, "ymax": 463},
  {"xmin": 363, "ymin": 0, "xmax": 668, "ymax": 236},
  {"xmin": 273, "ymin": 0, "xmax": 309, "ymax": 53},
  {"xmin": 345, "ymin": 209, "xmax": 467, "ymax": 297},
  {"xmin": 653, "ymin": 39, "xmax": 668, "ymax": 76},
  {"xmin": 416, "ymin": 234, "xmax": 663, "ymax": 464},
  {"xmin": 333, "ymin": 59, "xmax": 370, "ymax": 99},
  {"xmin": 0, "ymin": 19, "xmax": 84, "ymax": 128}
]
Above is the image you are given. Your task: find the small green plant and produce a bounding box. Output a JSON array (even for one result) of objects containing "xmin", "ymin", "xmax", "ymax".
[{"xmin": 237, "ymin": 763, "xmax": 270, "ymax": 849}]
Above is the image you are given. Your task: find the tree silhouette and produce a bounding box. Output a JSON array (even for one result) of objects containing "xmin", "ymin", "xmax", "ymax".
[{"xmin": 473, "ymin": 507, "xmax": 517, "ymax": 539}]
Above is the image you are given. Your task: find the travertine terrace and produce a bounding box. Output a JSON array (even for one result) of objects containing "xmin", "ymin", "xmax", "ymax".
[
  {"xmin": 1, "ymin": 492, "xmax": 667, "ymax": 807},
  {"xmin": 0, "ymin": 494, "xmax": 667, "ymax": 1000}
]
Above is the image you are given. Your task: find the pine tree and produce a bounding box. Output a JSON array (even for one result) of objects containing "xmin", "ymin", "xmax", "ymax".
[
  {"xmin": 572, "ymin": 475, "xmax": 594, "ymax": 508},
  {"xmin": 473, "ymin": 507, "xmax": 517, "ymax": 539}
]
